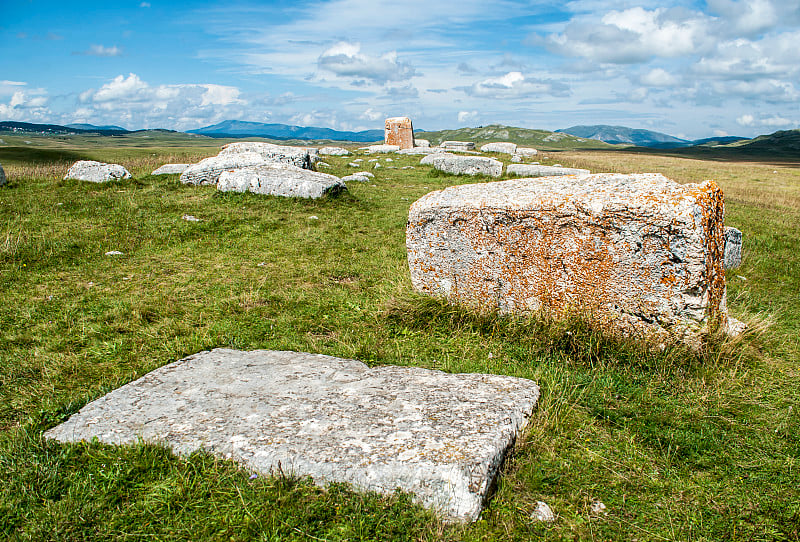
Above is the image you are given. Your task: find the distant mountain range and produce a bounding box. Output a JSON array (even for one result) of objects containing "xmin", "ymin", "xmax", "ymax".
[
  {"xmin": 187, "ymin": 120, "xmax": 384, "ymax": 142},
  {"xmin": 65, "ymin": 123, "xmax": 128, "ymax": 132},
  {"xmin": 556, "ymin": 125, "xmax": 747, "ymax": 148}
]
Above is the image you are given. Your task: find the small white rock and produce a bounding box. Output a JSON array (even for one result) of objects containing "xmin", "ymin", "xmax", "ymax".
[
  {"xmin": 369, "ymin": 159, "xmax": 379, "ymax": 163},
  {"xmin": 308, "ymin": 215, "xmax": 319, "ymax": 220},
  {"xmin": 374, "ymin": 163, "xmax": 381, "ymax": 169},
  {"xmin": 591, "ymin": 500, "xmax": 607, "ymax": 515},
  {"xmin": 348, "ymin": 162, "xmax": 359, "ymax": 167},
  {"xmin": 182, "ymin": 215, "xmax": 201, "ymax": 222},
  {"xmin": 105, "ymin": 251, "xmax": 124, "ymax": 256},
  {"xmin": 316, "ymin": 162, "xmax": 331, "ymax": 168},
  {"xmin": 531, "ymin": 501, "xmax": 555, "ymax": 522}
]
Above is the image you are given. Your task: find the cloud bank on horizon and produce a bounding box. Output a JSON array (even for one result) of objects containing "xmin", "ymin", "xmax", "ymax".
[{"xmin": 1, "ymin": 0, "xmax": 798, "ymax": 139}]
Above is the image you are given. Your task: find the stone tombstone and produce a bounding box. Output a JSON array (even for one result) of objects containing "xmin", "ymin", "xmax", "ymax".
[
  {"xmin": 217, "ymin": 163, "xmax": 346, "ymax": 199},
  {"xmin": 0, "ymin": 163, "xmax": 5, "ymax": 186},
  {"xmin": 384, "ymin": 116, "xmax": 414, "ymax": 149},
  {"xmin": 723, "ymin": 226, "xmax": 742, "ymax": 269},
  {"xmin": 64, "ymin": 160, "xmax": 132, "ymax": 183},
  {"xmin": 407, "ymin": 173, "xmax": 731, "ymax": 347},
  {"xmin": 432, "ymin": 155, "xmax": 503, "ymax": 177}
]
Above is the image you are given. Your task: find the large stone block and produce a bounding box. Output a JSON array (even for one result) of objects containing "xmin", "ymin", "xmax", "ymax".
[
  {"xmin": 480, "ymin": 142, "xmax": 517, "ymax": 154},
  {"xmin": 507, "ymin": 164, "xmax": 590, "ymax": 177},
  {"xmin": 384, "ymin": 116, "xmax": 414, "ymax": 149},
  {"xmin": 45, "ymin": 348, "xmax": 539, "ymax": 522},
  {"xmin": 432, "ymin": 155, "xmax": 503, "ymax": 177},
  {"xmin": 219, "ymin": 142, "xmax": 317, "ymax": 170},
  {"xmin": 217, "ymin": 164, "xmax": 346, "ymax": 199},
  {"xmin": 441, "ymin": 141, "xmax": 475, "ymax": 150},
  {"xmin": 407, "ymin": 173, "xmax": 730, "ymax": 345},
  {"xmin": 64, "ymin": 160, "xmax": 132, "ymax": 183},
  {"xmin": 151, "ymin": 163, "xmax": 190, "ymax": 175},
  {"xmin": 179, "ymin": 152, "xmax": 270, "ymax": 186}
]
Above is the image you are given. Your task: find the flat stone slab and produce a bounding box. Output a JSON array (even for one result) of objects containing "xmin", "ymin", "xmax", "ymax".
[
  {"xmin": 507, "ymin": 164, "xmax": 589, "ymax": 177},
  {"xmin": 180, "ymin": 152, "xmax": 270, "ymax": 186},
  {"xmin": 480, "ymin": 142, "xmax": 517, "ymax": 154},
  {"xmin": 318, "ymin": 146, "xmax": 351, "ymax": 156},
  {"xmin": 441, "ymin": 141, "xmax": 475, "ymax": 150},
  {"xmin": 45, "ymin": 349, "xmax": 539, "ymax": 522},
  {"xmin": 152, "ymin": 164, "xmax": 190, "ymax": 175},
  {"xmin": 432, "ymin": 155, "xmax": 503, "ymax": 177},
  {"xmin": 64, "ymin": 160, "xmax": 132, "ymax": 183},
  {"xmin": 217, "ymin": 164, "xmax": 346, "ymax": 199},
  {"xmin": 219, "ymin": 142, "xmax": 317, "ymax": 170}
]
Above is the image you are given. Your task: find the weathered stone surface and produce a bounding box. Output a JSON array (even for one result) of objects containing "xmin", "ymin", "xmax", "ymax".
[
  {"xmin": 510, "ymin": 155, "xmax": 522, "ymax": 163},
  {"xmin": 480, "ymin": 142, "xmax": 517, "ymax": 154},
  {"xmin": 723, "ymin": 227, "xmax": 742, "ymax": 269},
  {"xmin": 516, "ymin": 147, "xmax": 538, "ymax": 157},
  {"xmin": 45, "ymin": 348, "xmax": 539, "ymax": 522},
  {"xmin": 384, "ymin": 117, "xmax": 414, "ymax": 149},
  {"xmin": 342, "ymin": 171, "xmax": 374, "ymax": 182},
  {"xmin": 432, "ymin": 155, "xmax": 503, "ymax": 177},
  {"xmin": 219, "ymin": 142, "xmax": 317, "ymax": 170},
  {"xmin": 506, "ymin": 164, "xmax": 590, "ymax": 177},
  {"xmin": 0, "ymin": 163, "xmax": 5, "ymax": 186},
  {"xmin": 64, "ymin": 160, "xmax": 132, "ymax": 183},
  {"xmin": 180, "ymin": 152, "xmax": 269, "ymax": 186},
  {"xmin": 407, "ymin": 173, "xmax": 730, "ymax": 346},
  {"xmin": 318, "ymin": 146, "xmax": 351, "ymax": 156},
  {"xmin": 415, "ymin": 139, "xmax": 431, "ymax": 148},
  {"xmin": 152, "ymin": 164, "xmax": 190, "ymax": 175},
  {"xmin": 398, "ymin": 147, "xmax": 439, "ymax": 155},
  {"xmin": 217, "ymin": 164, "xmax": 345, "ymax": 199},
  {"xmin": 420, "ymin": 152, "xmax": 454, "ymax": 165},
  {"xmin": 441, "ymin": 141, "xmax": 475, "ymax": 150},
  {"xmin": 366, "ymin": 144, "xmax": 400, "ymax": 153}
]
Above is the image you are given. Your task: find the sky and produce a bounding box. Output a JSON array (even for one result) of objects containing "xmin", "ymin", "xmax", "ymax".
[{"xmin": 1, "ymin": 0, "xmax": 798, "ymax": 139}]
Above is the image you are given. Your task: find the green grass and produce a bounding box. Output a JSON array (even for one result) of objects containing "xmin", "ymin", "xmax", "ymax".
[{"xmin": 1, "ymin": 141, "xmax": 799, "ymax": 540}]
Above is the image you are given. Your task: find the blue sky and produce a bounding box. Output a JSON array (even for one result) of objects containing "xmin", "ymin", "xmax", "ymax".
[{"xmin": 1, "ymin": 0, "xmax": 798, "ymax": 138}]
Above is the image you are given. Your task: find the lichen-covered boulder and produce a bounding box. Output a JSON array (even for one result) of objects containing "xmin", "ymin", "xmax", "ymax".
[
  {"xmin": 219, "ymin": 142, "xmax": 317, "ymax": 170},
  {"xmin": 151, "ymin": 164, "xmax": 190, "ymax": 175},
  {"xmin": 318, "ymin": 146, "xmax": 350, "ymax": 156},
  {"xmin": 217, "ymin": 164, "xmax": 345, "ymax": 199},
  {"xmin": 724, "ymin": 227, "xmax": 742, "ymax": 269},
  {"xmin": 507, "ymin": 164, "xmax": 590, "ymax": 177},
  {"xmin": 64, "ymin": 160, "xmax": 132, "ymax": 183},
  {"xmin": 180, "ymin": 152, "xmax": 269, "ymax": 186},
  {"xmin": 407, "ymin": 173, "xmax": 731, "ymax": 346},
  {"xmin": 480, "ymin": 142, "xmax": 517, "ymax": 154},
  {"xmin": 0, "ymin": 163, "xmax": 5, "ymax": 186},
  {"xmin": 432, "ymin": 155, "xmax": 502, "ymax": 177}
]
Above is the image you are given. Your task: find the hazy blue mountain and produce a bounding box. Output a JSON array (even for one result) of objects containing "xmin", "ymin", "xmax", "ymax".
[
  {"xmin": 188, "ymin": 120, "xmax": 384, "ymax": 142},
  {"xmin": 557, "ymin": 125, "xmax": 691, "ymax": 148},
  {"xmin": 691, "ymin": 136, "xmax": 748, "ymax": 146},
  {"xmin": 65, "ymin": 123, "xmax": 128, "ymax": 132}
]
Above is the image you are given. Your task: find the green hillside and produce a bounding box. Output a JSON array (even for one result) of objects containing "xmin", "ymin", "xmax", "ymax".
[{"xmin": 417, "ymin": 124, "xmax": 620, "ymax": 150}]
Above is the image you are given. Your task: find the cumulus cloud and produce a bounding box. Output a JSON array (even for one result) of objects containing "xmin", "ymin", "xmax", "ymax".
[
  {"xmin": 641, "ymin": 68, "xmax": 678, "ymax": 87},
  {"xmin": 465, "ymin": 71, "xmax": 570, "ymax": 99},
  {"xmin": 360, "ymin": 107, "xmax": 383, "ymax": 121},
  {"xmin": 548, "ymin": 7, "xmax": 712, "ymax": 64},
  {"xmin": 0, "ymin": 85, "xmax": 51, "ymax": 121},
  {"xmin": 317, "ymin": 42, "xmax": 415, "ymax": 84},
  {"xmin": 75, "ymin": 44, "xmax": 123, "ymax": 57},
  {"xmin": 458, "ymin": 110, "xmax": 478, "ymax": 123},
  {"xmin": 694, "ymin": 31, "xmax": 800, "ymax": 79},
  {"xmin": 736, "ymin": 113, "xmax": 796, "ymax": 127},
  {"xmin": 707, "ymin": 0, "xmax": 778, "ymax": 35}
]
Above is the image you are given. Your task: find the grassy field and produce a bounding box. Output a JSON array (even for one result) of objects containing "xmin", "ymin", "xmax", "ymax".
[{"xmin": 1, "ymin": 137, "xmax": 798, "ymax": 540}]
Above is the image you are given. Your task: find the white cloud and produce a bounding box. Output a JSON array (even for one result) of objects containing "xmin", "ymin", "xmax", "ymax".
[
  {"xmin": 140, "ymin": 2, "xmax": 151, "ymax": 7},
  {"xmin": 458, "ymin": 110, "xmax": 478, "ymax": 123},
  {"xmin": 465, "ymin": 71, "xmax": 570, "ymax": 99},
  {"xmin": 736, "ymin": 113, "xmax": 754, "ymax": 126},
  {"xmin": 75, "ymin": 44, "xmax": 123, "ymax": 57},
  {"xmin": 713, "ymin": 129, "xmax": 729, "ymax": 136},
  {"xmin": 760, "ymin": 115, "xmax": 793, "ymax": 127},
  {"xmin": 317, "ymin": 42, "xmax": 415, "ymax": 84},
  {"xmin": 200, "ymin": 84, "xmax": 244, "ymax": 106},
  {"xmin": 360, "ymin": 107, "xmax": 383, "ymax": 121},
  {"xmin": 641, "ymin": 68, "xmax": 678, "ymax": 87},
  {"xmin": 735, "ymin": 113, "xmax": 795, "ymax": 128},
  {"xmin": 707, "ymin": 0, "xmax": 778, "ymax": 35},
  {"xmin": 0, "ymin": 86, "xmax": 51, "ymax": 121}
]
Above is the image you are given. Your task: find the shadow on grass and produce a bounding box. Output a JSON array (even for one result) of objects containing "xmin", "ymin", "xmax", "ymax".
[{"xmin": 0, "ymin": 147, "xmax": 92, "ymax": 166}]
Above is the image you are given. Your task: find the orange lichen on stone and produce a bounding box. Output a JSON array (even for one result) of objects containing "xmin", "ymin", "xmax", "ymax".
[
  {"xmin": 385, "ymin": 117, "xmax": 414, "ymax": 149},
  {"xmin": 406, "ymin": 173, "xmax": 729, "ymax": 347}
]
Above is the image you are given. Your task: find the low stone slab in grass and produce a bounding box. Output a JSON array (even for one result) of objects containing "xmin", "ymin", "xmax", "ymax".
[
  {"xmin": 0, "ymin": 162, "xmax": 5, "ymax": 186},
  {"xmin": 64, "ymin": 160, "xmax": 132, "ymax": 183},
  {"xmin": 432, "ymin": 155, "xmax": 503, "ymax": 177},
  {"xmin": 217, "ymin": 164, "xmax": 346, "ymax": 199},
  {"xmin": 151, "ymin": 164, "xmax": 190, "ymax": 175},
  {"xmin": 219, "ymin": 142, "xmax": 317, "ymax": 170},
  {"xmin": 506, "ymin": 164, "xmax": 589, "ymax": 177},
  {"xmin": 180, "ymin": 152, "xmax": 269, "ymax": 186},
  {"xmin": 407, "ymin": 173, "xmax": 733, "ymax": 346},
  {"xmin": 45, "ymin": 348, "xmax": 539, "ymax": 522}
]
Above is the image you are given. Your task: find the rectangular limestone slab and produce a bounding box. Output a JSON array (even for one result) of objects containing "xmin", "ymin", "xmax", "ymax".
[
  {"xmin": 407, "ymin": 173, "xmax": 728, "ymax": 346},
  {"xmin": 45, "ymin": 349, "xmax": 540, "ymax": 522},
  {"xmin": 384, "ymin": 116, "xmax": 414, "ymax": 149}
]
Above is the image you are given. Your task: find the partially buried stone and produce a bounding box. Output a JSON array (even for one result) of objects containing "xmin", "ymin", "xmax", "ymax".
[
  {"xmin": 480, "ymin": 142, "xmax": 517, "ymax": 154},
  {"xmin": 407, "ymin": 173, "xmax": 732, "ymax": 347},
  {"xmin": 0, "ymin": 162, "xmax": 5, "ymax": 186},
  {"xmin": 151, "ymin": 164, "xmax": 190, "ymax": 175},
  {"xmin": 219, "ymin": 142, "xmax": 318, "ymax": 170},
  {"xmin": 64, "ymin": 160, "xmax": 132, "ymax": 183},
  {"xmin": 507, "ymin": 164, "xmax": 589, "ymax": 177},
  {"xmin": 179, "ymin": 152, "xmax": 269, "ymax": 186},
  {"xmin": 441, "ymin": 141, "xmax": 475, "ymax": 150},
  {"xmin": 432, "ymin": 155, "xmax": 502, "ymax": 177},
  {"xmin": 217, "ymin": 163, "xmax": 345, "ymax": 199},
  {"xmin": 45, "ymin": 348, "xmax": 540, "ymax": 523},
  {"xmin": 318, "ymin": 146, "xmax": 350, "ymax": 156},
  {"xmin": 366, "ymin": 144, "xmax": 400, "ymax": 153},
  {"xmin": 723, "ymin": 226, "xmax": 742, "ymax": 269}
]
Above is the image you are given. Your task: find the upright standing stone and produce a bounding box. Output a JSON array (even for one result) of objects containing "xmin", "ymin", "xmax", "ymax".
[
  {"xmin": 384, "ymin": 116, "xmax": 414, "ymax": 149},
  {"xmin": 407, "ymin": 173, "xmax": 730, "ymax": 346},
  {"xmin": 45, "ymin": 348, "xmax": 540, "ymax": 523},
  {"xmin": 0, "ymin": 163, "xmax": 5, "ymax": 186},
  {"xmin": 723, "ymin": 227, "xmax": 742, "ymax": 269}
]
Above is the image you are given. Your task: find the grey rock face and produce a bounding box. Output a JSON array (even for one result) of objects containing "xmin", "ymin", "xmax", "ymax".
[
  {"xmin": 510, "ymin": 155, "xmax": 522, "ymax": 163},
  {"xmin": 180, "ymin": 152, "xmax": 269, "ymax": 186},
  {"xmin": 432, "ymin": 155, "xmax": 503, "ymax": 177},
  {"xmin": 723, "ymin": 227, "xmax": 742, "ymax": 269},
  {"xmin": 219, "ymin": 142, "xmax": 317, "ymax": 170},
  {"xmin": 415, "ymin": 139, "xmax": 431, "ymax": 147},
  {"xmin": 420, "ymin": 152, "xmax": 454, "ymax": 165},
  {"xmin": 151, "ymin": 164, "xmax": 190, "ymax": 175},
  {"xmin": 441, "ymin": 141, "xmax": 475, "ymax": 150},
  {"xmin": 506, "ymin": 164, "xmax": 590, "ymax": 177},
  {"xmin": 45, "ymin": 348, "xmax": 539, "ymax": 522},
  {"xmin": 516, "ymin": 147, "xmax": 538, "ymax": 157},
  {"xmin": 0, "ymin": 163, "xmax": 5, "ymax": 186},
  {"xmin": 480, "ymin": 142, "xmax": 517, "ymax": 154},
  {"xmin": 64, "ymin": 160, "xmax": 132, "ymax": 183},
  {"xmin": 217, "ymin": 164, "xmax": 345, "ymax": 199},
  {"xmin": 407, "ymin": 173, "xmax": 730, "ymax": 346},
  {"xmin": 318, "ymin": 146, "xmax": 351, "ymax": 156},
  {"xmin": 342, "ymin": 174, "xmax": 372, "ymax": 182}
]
